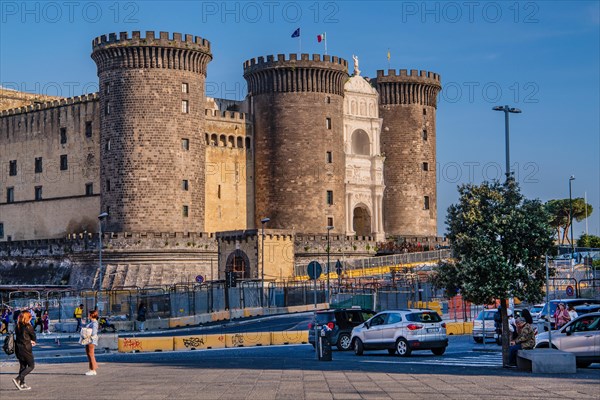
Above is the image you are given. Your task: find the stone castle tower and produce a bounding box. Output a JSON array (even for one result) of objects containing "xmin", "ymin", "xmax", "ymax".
[
  {"xmin": 91, "ymin": 32, "xmax": 212, "ymax": 233},
  {"xmin": 243, "ymin": 54, "xmax": 349, "ymax": 234},
  {"xmin": 374, "ymin": 70, "xmax": 441, "ymax": 237}
]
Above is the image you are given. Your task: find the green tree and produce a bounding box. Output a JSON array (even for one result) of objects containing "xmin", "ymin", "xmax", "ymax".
[
  {"xmin": 578, "ymin": 234, "xmax": 600, "ymax": 248},
  {"xmin": 545, "ymin": 199, "xmax": 593, "ymax": 245},
  {"xmin": 435, "ymin": 179, "xmax": 554, "ymax": 366}
]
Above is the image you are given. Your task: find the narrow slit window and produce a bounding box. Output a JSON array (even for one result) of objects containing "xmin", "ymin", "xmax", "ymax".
[{"xmin": 424, "ymin": 196, "xmax": 430, "ymax": 210}]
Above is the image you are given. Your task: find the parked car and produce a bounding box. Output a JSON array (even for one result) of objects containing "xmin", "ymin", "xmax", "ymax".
[
  {"xmin": 351, "ymin": 309, "xmax": 447, "ymax": 356},
  {"xmin": 308, "ymin": 308, "xmax": 374, "ymax": 351},
  {"xmin": 529, "ymin": 304, "xmax": 544, "ymax": 322},
  {"xmin": 535, "ymin": 311, "xmax": 600, "ymax": 368},
  {"xmin": 472, "ymin": 309, "xmax": 497, "ymax": 343},
  {"xmin": 537, "ymin": 299, "xmax": 600, "ymax": 330}
]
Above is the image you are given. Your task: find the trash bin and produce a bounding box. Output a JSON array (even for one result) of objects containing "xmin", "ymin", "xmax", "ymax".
[{"xmin": 316, "ymin": 324, "xmax": 332, "ymax": 361}]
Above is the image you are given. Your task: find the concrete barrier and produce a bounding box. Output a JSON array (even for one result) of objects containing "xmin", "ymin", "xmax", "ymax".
[
  {"xmin": 243, "ymin": 307, "xmax": 264, "ymax": 318},
  {"xmin": 445, "ymin": 322, "xmax": 464, "ymax": 335},
  {"xmin": 169, "ymin": 316, "xmax": 196, "ymax": 328},
  {"xmin": 118, "ymin": 337, "xmax": 173, "ymax": 353},
  {"xmin": 463, "ymin": 322, "xmax": 473, "ymax": 334},
  {"xmin": 225, "ymin": 332, "xmax": 271, "ymax": 347},
  {"xmin": 173, "ymin": 334, "xmax": 225, "ymax": 351},
  {"xmin": 270, "ymin": 330, "xmax": 308, "ymax": 345},
  {"xmin": 229, "ymin": 309, "xmax": 244, "ymax": 319},
  {"xmin": 98, "ymin": 333, "xmax": 119, "ymax": 350},
  {"xmin": 144, "ymin": 318, "xmax": 169, "ymax": 330},
  {"xmin": 211, "ymin": 311, "xmax": 230, "ymax": 322}
]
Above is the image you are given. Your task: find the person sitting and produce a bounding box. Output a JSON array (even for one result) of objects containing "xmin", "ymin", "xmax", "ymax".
[{"xmin": 508, "ymin": 317, "xmax": 535, "ymax": 367}]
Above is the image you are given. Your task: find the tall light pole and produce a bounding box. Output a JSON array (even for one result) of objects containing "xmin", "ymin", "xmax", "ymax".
[
  {"xmin": 326, "ymin": 225, "xmax": 333, "ymax": 304},
  {"xmin": 569, "ymin": 175, "xmax": 575, "ymax": 257},
  {"xmin": 492, "ymin": 105, "xmax": 522, "ymax": 180},
  {"xmin": 260, "ymin": 217, "xmax": 270, "ymax": 308},
  {"xmin": 97, "ymin": 212, "xmax": 108, "ymax": 311}
]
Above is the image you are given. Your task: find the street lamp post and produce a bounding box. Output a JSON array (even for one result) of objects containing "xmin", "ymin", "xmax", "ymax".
[
  {"xmin": 326, "ymin": 225, "xmax": 333, "ymax": 304},
  {"xmin": 260, "ymin": 217, "xmax": 270, "ymax": 308},
  {"xmin": 97, "ymin": 212, "xmax": 108, "ymax": 311},
  {"xmin": 569, "ymin": 176, "xmax": 575, "ymax": 257},
  {"xmin": 492, "ymin": 105, "xmax": 522, "ymax": 180}
]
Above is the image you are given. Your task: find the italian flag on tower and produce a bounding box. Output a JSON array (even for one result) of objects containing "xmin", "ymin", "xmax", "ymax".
[{"xmin": 317, "ymin": 33, "xmax": 327, "ymax": 54}]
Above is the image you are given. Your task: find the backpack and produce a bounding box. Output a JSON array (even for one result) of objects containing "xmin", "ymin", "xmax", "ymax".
[{"xmin": 3, "ymin": 332, "xmax": 15, "ymax": 355}]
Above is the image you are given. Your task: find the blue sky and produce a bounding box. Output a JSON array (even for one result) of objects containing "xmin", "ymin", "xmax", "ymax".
[{"xmin": 1, "ymin": 1, "xmax": 599, "ymax": 238}]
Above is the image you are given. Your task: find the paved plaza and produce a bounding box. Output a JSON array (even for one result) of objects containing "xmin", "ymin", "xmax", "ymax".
[{"xmin": 1, "ymin": 344, "xmax": 598, "ymax": 400}]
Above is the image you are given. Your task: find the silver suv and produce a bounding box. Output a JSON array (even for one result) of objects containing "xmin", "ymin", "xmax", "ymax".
[
  {"xmin": 535, "ymin": 311, "xmax": 600, "ymax": 368},
  {"xmin": 351, "ymin": 309, "xmax": 448, "ymax": 356}
]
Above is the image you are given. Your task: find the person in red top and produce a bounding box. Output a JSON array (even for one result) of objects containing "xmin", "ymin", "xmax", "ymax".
[{"xmin": 553, "ymin": 303, "xmax": 571, "ymax": 329}]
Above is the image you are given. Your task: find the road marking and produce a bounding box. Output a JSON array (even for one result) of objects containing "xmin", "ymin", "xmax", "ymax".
[{"xmin": 361, "ymin": 353, "xmax": 502, "ymax": 368}]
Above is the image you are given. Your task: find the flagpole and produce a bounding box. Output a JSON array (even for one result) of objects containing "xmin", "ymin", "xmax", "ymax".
[
  {"xmin": 324, "ymin": 32, "xmax": 328, "ymax": 55},
  {"xmin": 299, "ymin": 37, "xmax": 302, "ymax": 53}
]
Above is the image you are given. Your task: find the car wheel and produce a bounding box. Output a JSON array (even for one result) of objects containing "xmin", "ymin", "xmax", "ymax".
[
  {"xmin": 473, "ymin": 337, "xmax": 483, "ymax": 344},
  {"xmin": 387, "ymin": 348, "xmax": 396, "ymax": 355},
  {"xmin": 576, "ymin": 361, "xmax": 592, "ymax": 368},
  {"xmin": 353, "ymin": 338, "xmax": 364, "ymax": 356},
  {"xmin": 396, "ymin": 338, "xmax": 412, "ymax": 357},
  {"xmin": 337, "ymin": 333, "xmax": 352, "ymax": 351},
  {"xmin": 431, "ymin": 347, "xmax": 446, "ymax": 356}
]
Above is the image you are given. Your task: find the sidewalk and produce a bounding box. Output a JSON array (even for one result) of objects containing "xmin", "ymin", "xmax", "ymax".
[{"xmin": 1, "ymin": 357, "xmax": 598, "ymax": 400}]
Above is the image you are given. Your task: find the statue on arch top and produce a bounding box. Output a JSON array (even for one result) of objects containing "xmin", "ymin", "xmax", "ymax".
[{"xmin": 352, "ymin": 54, "xmax": 360, "ymax": 76}]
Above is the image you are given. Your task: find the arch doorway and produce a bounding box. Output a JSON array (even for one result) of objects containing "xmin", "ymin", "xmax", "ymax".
[
  {"xmin": 351, "ymin": 129, "xmax": 370, "ymax": 155},
  {"xmin": 353, "ymin": 205, "xmax": 372, "ymax": 237},
  {"xmin": 225, "ymin": 249, "xmax": 251, "ymax": 279}
]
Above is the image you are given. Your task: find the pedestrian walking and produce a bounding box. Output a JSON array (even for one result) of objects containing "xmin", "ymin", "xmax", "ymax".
[
  {"xmin": 34, "ymin": 308, "xmax": 43, "ymax": 333},
  {"xmin": 508, "ymin": 316, "xmax": 535, "ymax": 367},
  {"xmin": 42, "ymin": 311, "xmax": 50, "ymax": 335},
  {"xmin": 1, "ymin": 307, "xmax": 11, "ymax": 334},
  {"xmin": 74, "ymin": 304, "xmax": 84, "ymax": 333},
  {"xmin": 12, "ymin": 310, "xmax": 37, "ymax": 391},
  {"xmin": 137, "ymin": 302, "xmax": 147, "ymax": 332},
  {"xmin": 81, "ymin": 309, "xmax": 99, "ymax": 376},
  {"xmin": 553, "ymin": 303, "xmax": 570, "ymax": 329}
]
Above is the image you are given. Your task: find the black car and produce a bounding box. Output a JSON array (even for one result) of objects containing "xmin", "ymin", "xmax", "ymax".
[{"xmin": 308, "ymin": 308, "xmax": 374, "ymax": 351}]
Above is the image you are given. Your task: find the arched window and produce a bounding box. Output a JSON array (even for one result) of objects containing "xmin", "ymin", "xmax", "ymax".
[
  {"xmin": 245, "ymin": 137, "xmax": 251, "ymax": 150},
  {"xmin": 228, "ymin": 136, "xmax": 235, "ymax": 148},
  {"xmin": 237, "ymin": 137, "xmax": 243, "ymax": 148},
  {"xmin": 225, "ymin": 249, "xmax": 251, "ymax": 279},
  {"xmin": 351, "ymin": 129, "xmax": 370, "ymax": 155},
  {"xmin": 219, "ymin": 135, "xmax": 226, "ymax": 146},
  {"xmin": 211, "ymin": 134, "xmax": 218, "ymax": 146},
  {"xmin": 205, "ymin": 133, "xmax": 209, "ymax": 145}
]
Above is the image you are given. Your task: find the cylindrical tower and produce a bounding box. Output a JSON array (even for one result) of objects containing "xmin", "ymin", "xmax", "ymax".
[
  {"xmin": 91, "ymin": 31, "xmax": 212, "ymax": 232},
  {"xmin": 243, "ymin": 54, "xmax": 348, "ymax": 233},
  {"xmin": 375, "ymin": 69, "xmax": 441, "ymax": 237}
]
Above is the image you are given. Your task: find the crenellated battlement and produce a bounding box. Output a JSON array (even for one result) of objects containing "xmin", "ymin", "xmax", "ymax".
[
  {"xmin": 205, "ymin": 109, "xmax": 247, "ymax": 121},
  {"xmin": 243, "ymin": 53, "xmax": 348, "ymax": 96},
  {"xmin": 91, "ymin": 31, "xmax": 212, "ymax": 75},
  {"xmin": 374, "ymin": 69, "xmax": 442, "ymax": 107},
  {"xmin": 92, "ymin": 31, "xmax": 210, "ymax": 51},
  {"xmin": 0, "ymin": 93, "xmax": 99, "ymax": 117},
  {"xmin": 376, "ymin": 69, "xmax": 441, "ymax": 84},
  {"xmin": 243, "ymin": 53, "xmax": 347, "ymax": 71}
]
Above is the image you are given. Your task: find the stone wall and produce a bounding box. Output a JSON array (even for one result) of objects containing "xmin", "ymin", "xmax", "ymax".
[
  {"xmin": 0, "ymin": 94, "xmax": 101, "ymax": 241},
  {"xmin": 204, "ymin": 110, "xmax": 254, "ymax": 232}
]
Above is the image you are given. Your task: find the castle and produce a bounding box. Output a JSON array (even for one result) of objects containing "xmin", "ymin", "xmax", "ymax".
[{"xmin": 0, "ymin": 31, "xmax": 442, "ymax": 288}]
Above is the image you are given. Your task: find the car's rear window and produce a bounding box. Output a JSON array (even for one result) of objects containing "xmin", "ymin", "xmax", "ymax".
[
  {"xmin": 315, "ymin": 312, "xmax": 335, "ymax": 324},
  {"xmin": 476, "ymin": 311, "xmax": 496, "ymax": 321},
  {"xmin": 406, "ymin": 312, "xmax": 442, "ymax": 323}
]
